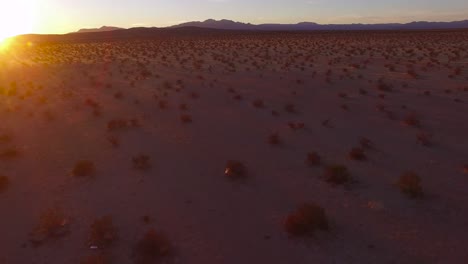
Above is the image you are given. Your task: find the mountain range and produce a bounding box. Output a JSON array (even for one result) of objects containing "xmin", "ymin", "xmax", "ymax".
[{"xmin": 75, "ymin": 19, "xmax": 468, "ymax": 32}]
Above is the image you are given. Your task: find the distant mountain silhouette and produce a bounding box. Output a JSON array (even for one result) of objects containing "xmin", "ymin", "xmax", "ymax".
[
  {"xmin": 171, "ymin": 19, "xmax": 468, "ymax": 31},
  {"xmin": 77, "ymin": 26, "xmax": 124, "ymax": 33},
  {"xmin": 11, "ymin": 19, "xmax": 468, "ymax": 45}
]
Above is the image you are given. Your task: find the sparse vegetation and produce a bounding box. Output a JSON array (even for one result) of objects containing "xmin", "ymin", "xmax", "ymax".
[
  {"xmin": 133, "ymin": 155, "xmax": 151, "ymax": 171},
  {"xmin": 133, "ymin": 229, "xmax": 172, "ymax": 264},
  {"xmin": 0, "ymin": 175, "xmax": 10, "ymax": 193},
  {"xmin": 324, "ymin": 165, "xmax": 351, "ymax": 185},
  {"xmin": 88, "ymin": 215, "xmax": 118, "ymax": 249},
  {"xmin": 349, "ymin": 147, "xmax": 366, "ymax": 161},
  {"xmin": 72, "ymin": 160, "xmax": 96, "ymax": 177},
  {"xmin": 29, "ymin": 208, "xmax": 70, "ymax": 246},
  {"xmin": 397, "ymin": 171, "xmax": 423, "ymax": 198},
  {"xmin": 225, "ymin": 160, "xmax": 247, "ymax": 179},
  {"xmin": 284, "ymin": 203, "xmax": 329, "ymax": 236}
]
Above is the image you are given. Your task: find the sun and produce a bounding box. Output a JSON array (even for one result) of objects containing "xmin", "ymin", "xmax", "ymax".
[{"xmin": 0, "ymin": 0, "xmax": 35, "ymax": 42}]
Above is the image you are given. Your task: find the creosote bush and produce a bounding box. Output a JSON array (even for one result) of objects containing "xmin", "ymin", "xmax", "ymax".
[
  {"xmin": 225, "ymin": 160, "xmax": 247, "ymax": 179},
  {"xmin": 403, "ymin": 114, "xmax": 420, "ymax": 127},
  {"xmin": 0, "ymin": 148, "xmax": 20, "ymax": 160},
  {"xmin": 134, "ymin": 229, "xmax": 172, "ymax": 264},
  {"xmin": 0, "ymin": 175, "xmax": 10, "ymax": 193},
  {"xmin": 268, "ymin": 133, "xmax": 281, "ymax": 145},
  {"xmin": 72, "ymin": 160, "xmax": 96, "ymax": 177},
  {"xmin": 88, "ymin": 215, "xmax": 118, "ymax": 249},
  {"xmin": 252, "ymin": 99, "xmax": 265, "ymax": 108},
  {"xmin": 180, "ymin": 114, "xmax": 192, "ymax": 123},
  {"xmin": 29, "ymin": 208, "xmax": 70, "ymax": 246},
  {"xmin": 397, "ymin": 171, "xmax": 423, "ymax": 198},
  {"xmin": 284, "ymin": 203, "xmax": 329, "ymax": 236},
  {"xmin": 133, "ymin": 155, "xmax": 151, "ymax": 171},
  {"xmin": 349, "ymin": 147, "xmax": 366, "ymax": 161},
  {"xmin": 324, "ymin": 165, "xmax": 351, "ymax": 185}
]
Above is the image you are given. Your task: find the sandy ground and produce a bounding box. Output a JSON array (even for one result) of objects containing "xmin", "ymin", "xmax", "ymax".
[{"xmin": 0, "ymin": 30, "xmax": 468, "ymax": 264}]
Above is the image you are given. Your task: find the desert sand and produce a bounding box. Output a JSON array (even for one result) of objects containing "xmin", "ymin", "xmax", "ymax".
[{"xmin": 0, "ymin": 30, "xmax": 467, "ymax": 264}]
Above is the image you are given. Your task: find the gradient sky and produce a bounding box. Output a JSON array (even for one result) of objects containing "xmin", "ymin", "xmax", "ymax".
[{"xmin": 30, "ymin": 0, "xmax": 468, "ymax": 34}]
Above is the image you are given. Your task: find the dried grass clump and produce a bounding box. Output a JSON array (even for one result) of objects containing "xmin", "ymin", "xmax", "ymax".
[
  {"xmin": 133, "ymin": 155, "xmax": 151, "ymax": 171},
  {"xmin": 268, "ymin": 133, "xmax": 281, "ymax": 145},
  {"xmin": 416, "ymin": 132, "xmax": 432, "ymax": 146},
  {"xmin": 133, "ymin": 229, "xmax": 172, "ymax": 264},
  {"xmin": 0, "ymin": 148, "xmax": 20, "ymax": 160},
  {"xmin": 397, "ymin": 172, "xmax": 423, "ymax": 198},
  {"xmin": 403, "ymin": 114, "xmax": 420, "ymax": 127},
  {"xmin": 284, "ymin": 203, "xmax": 329, "ymax": 236},
  {"xmin": 0, "ymin": 134, "xmax": 12, "ymax": 143},
  {"xmin": 29, "ymin": 208, "xmax": 70, "ymax": 246},
  {"xmin": 180, "ymin": 114, "xmax": 192, "ymax": 124},
  {"xmin": 224, "ymin": 160, "xmax": 247, "ymax": 179},
  {"xmin": 88, "ymin": 215, "xmax": 118, "ymax": 249},
  {"xmin": 0, "ymin": 175, "xmax": 10, "ymax": 193},
  {"xmin": 252, "ymin": 99, "xmax": 265, "ymax": 108},
  {"xmin": 72, "ymin": 160, "xmax": 96, "ymax": 177},
  {"xmin": 284, "ymin": 103, "xmax": 297, "ymax": 113},
  {"xmin": 349, "ymin": 147, "xmax": 366, "ymax": 161},
  {"xmin": 324, "ymin": 165, "xmax": 351, "ymax": 185},
  {"xmin": 359, "ymin": 137, "xmax": 373, "ymax": 149}
]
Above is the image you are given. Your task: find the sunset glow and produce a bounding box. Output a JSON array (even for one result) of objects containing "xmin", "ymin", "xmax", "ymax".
[{"xmin": 0, "ymin": 0, "xmax": 35, "ymax": 41}]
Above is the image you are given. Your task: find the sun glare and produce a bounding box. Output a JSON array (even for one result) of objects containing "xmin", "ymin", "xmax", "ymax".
[{"xmin": 0, "ymin": 0, "xmax": 35, "ymax": 42}]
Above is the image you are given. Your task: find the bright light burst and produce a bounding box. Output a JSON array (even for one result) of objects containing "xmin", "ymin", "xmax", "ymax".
[{"xmin": 0, "ymin": 0, "xmax": 35, "ymax": 42}]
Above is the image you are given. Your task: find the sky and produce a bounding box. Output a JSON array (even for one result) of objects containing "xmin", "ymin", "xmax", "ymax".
[{"xmin": 12, "ymin": 0, "xmax": 468, "ymax": 34}]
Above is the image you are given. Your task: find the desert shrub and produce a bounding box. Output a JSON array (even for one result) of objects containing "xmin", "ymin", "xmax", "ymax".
[
  {"xmin": 0, "ymin": 175, "xmax": 10, "ymax": 193},
  {"xmin": 114, "ymin": 92, "xmax": 123, "ymax": 99},
  {"xmin": 179, "ymin": 103, "xmax": 188, "ymax": 111},
  {"xmin": 284, "ymin": 203, "xmax": 329, "ymax": 236},
  {"xmin": 133, "ymin": 229, "xmax": 172, "ymax": 264},
  {"xmin": 29, "ymin": 208, "xmax": 70, "ymax": 246},
  {"xmin": 284, "ymin": 103, "xmax": 297, "ymax": 113},
  {"xmin": 306, "ymin": 152, "xmax": 321, "ymax": 166},
  {"xmin": 403, "ymin": 114, "xmax": 420, "ymax": 127},
  {"xmin": 397, "ymin": 172, "xmax": 423, "ymax": 198},
  {"xmin": 268, "ymin": 133, "xmax": 281, "ymax": 145},
  {"xmin": 0, "ymin": 148, "xmax": 19, "ymax": 160},
  {"xmin": 252, "ymin": 99, "xmax": 264, "ymax": 108},
  {"xmin": 189, "ymin": 92, "xmax": 200, "ymax": 99},
  {"xmin": 359, "ymin": 137, "xmax": 373, "ymax": 149},
  {"xmin": 224, "ymin": 160, "xmax": 247, "ymax": 179},
  {"xmin": 416, "ymin": 132, "xmax": 432, "ymax": 146},
  {"xmin": 158, "ymin": 100, "xmax": 168, "ymax": 109},
  {"xmin": 107, "ymin": 135, "xmax": 120, "ymax": 147},
  {"xmin": 180, "ymin": 114, "xmax": 192, "ymax": 123},
  {"xmin": 72, "ymin": 160, "xmax": 96, "ymax": 177},
  {"xmin": 0, "ymin": 134, "xmax": 12, "ymax": 143},
  {"xmin": 88, "ymin": 215, "xmax": 118, "ymax": 249},
  {"xmin": 349, "ymin": 147, "xmax": 366, "ymax": 161},
  {"xmin": 133, "ymin": 155, "xmax": 151, "ymax": 171},
  {"xmin": 324, "ymin": 165, "xmax": 350, "ymax": 185}
]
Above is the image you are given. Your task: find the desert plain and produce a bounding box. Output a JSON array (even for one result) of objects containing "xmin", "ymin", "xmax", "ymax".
[{"xmin": 0, "ymin": 29, "xmax": 468, "ymax": 264}]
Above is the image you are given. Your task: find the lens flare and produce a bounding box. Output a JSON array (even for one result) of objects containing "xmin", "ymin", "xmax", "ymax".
[{"xmin": 0, "ymin": 0, "xmax": 35, "ymax": 42}]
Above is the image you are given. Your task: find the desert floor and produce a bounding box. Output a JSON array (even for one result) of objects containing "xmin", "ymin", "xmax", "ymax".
[{"xmin": 0, "ymin": 30, "xmax": 468, "ymax": 264}]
